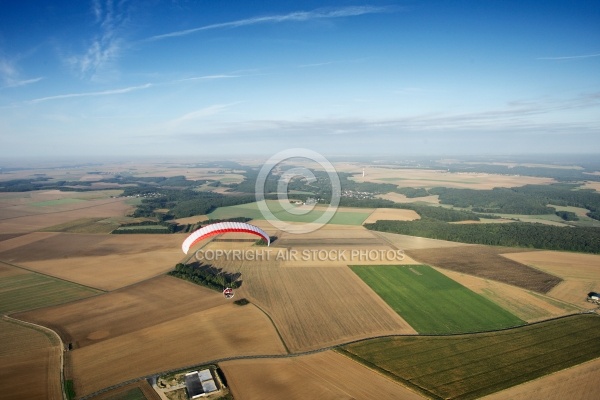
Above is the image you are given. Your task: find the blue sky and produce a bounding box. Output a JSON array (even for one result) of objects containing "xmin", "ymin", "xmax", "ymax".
[{"xmin": 1, "ymin": 0, "xmax": 599, "ymax": 158}]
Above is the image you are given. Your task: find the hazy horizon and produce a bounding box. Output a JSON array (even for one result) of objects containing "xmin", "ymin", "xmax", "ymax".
[{"xmin": 1, "ymin": 1, "xmax": 599, "ymax": 157}]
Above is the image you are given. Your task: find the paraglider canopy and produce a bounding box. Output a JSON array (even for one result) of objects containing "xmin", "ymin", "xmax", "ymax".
[{"xmin": 182, "ymin": 221, "xmax": 270, "ymax": 254}]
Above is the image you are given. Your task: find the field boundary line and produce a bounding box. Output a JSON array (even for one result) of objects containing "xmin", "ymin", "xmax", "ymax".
[
  {"xmin": 248, "ymin": 301, "xmax": 291, "ymax": 354},
  {"xmin": 0, "ymin": 197, "xmax": 127, "ymax": 222},
  {"xmin": 2, "ymin": 315, "xmax": 67, "ymax": 400},
  {"xmin": 78, "ymin": 313, "xmax": 600, "ymax": 400},
  {"xmin": 0, "ymin": 259, "xmax": 106, "ymax": 294}
]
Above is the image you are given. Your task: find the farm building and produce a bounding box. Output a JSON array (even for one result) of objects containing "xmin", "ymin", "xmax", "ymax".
[{"xmin": 185, "ymin": 369, "xmax": 218, "ymax": 399}]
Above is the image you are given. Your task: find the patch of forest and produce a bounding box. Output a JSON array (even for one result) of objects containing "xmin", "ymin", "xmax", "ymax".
[
  {"xmin": 427, "ymin": 184, "xmax": 600, "ymax": 219},
  {"xmin": 365, "ymin": 220, "xmax": 600, "ymax": 253}
]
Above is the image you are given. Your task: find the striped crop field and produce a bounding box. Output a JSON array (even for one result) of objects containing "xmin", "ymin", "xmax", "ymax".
[
  {"xmin": 350, "ymin": 264, "xmax": 525, "ymax": 334},
  {"xmin": 0, "ymin": 268, "xmax": 102, "ymax": 314},
  {"xmin": 340, "ymin": 314, "xmax": 600, "ymax": 400}
]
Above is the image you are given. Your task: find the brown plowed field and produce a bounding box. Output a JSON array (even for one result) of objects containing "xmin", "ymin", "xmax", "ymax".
[
  {"xmin": 68, "ymin": 302, "xmax": 286, "ymax": 397},
  {"xmin": 221, "ymin": 350, "xmax": 425, "ymax": 400},
  {"xmin": 501, "ymin": 250, "xmax": 600, "ymax": 308},
  {"xmin": 406, "ymin": 245, "xmax": 562, "ymax": 293},
  {"xmin": 0, "ymin": 233, "xmax": 186, "ymax": 290},
  {"xmin": 435, "ymin": 267, "xmax": 580, "ymax": 322},
  {"xmin": 14, "ymin": 276, "xmax": 227, "ymax": 348},
  {"xmin": 481, "ymin": 357, "xmax": 600, "ymax": 400}
]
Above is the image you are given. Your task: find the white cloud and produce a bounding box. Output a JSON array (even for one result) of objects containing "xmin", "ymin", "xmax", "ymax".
[
  {"xmin": 170, "ymin": 102, "xmax": 241, "ymax": 125},
  {"xmin": 0, "ymin": 58, "xmax": 43, "ymax": 88},
  {"xmin": 30, "ymin": 83, "xmax": 152, "ymax": 103},
  {"xmin": 537, "ymin": 53, "xmax": 600, "ymax": 60},
  {"xmin": 68, "ymin": 0, "xmax": 130, "ymax": 80},
  {"xmin": 146, "ymin": 6, "xmax": 395, "ymax": 41}
]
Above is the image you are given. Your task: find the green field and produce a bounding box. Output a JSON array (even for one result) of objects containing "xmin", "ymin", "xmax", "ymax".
[
  {"xmin": 350, "ymin": 265, "xmax": 524, "ymax": 334},
  {"xmin": 340, "ymin": 314, "xmax": 600, "ymax": 400},
  {"xmin": 0, "ymin": 270, "xmax": 103, "ymax": 313},
  {"xmin": 208, "ymin": 200, "xmax": 370, "ymax": 225}
]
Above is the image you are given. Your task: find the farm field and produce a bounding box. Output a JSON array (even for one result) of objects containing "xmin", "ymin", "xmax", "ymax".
[
  {"xmin": 0, "ymin": 263, "xmax": 103, "ymax": 314},
  {"xmin": 581, "ymin": 181, "xmax": 600, "ymax": 193},
  {"xmin": 208, "ymin": 200, "xmax": 372, "ymax": 225},
  {"xmin": 1, "ymin": 159, "xmax": 599, "ymax": 399},
  {"xmin": 214, "ymin": 256, "xmax": 416, "ymax": 352},
  {"xmin": 350, "ymin": 265, "xmax": 524, "ymax": 334},
  {"xmin": 0, "ymin": 317, "xmax": 62, "ymax": 400},
  {"xmin": 90, "ymin": 381, "xmax": 160, "ymax": 400},
  {"xmin": 0, "ymin": 233, "xmax": 186, "ymax": 290},
  {"xmin": 67, "ymin": 301, "xmax": 286, "ymax": 397},
  {"xmin": 0, "ymin": 195, "xmax": 132, "ymax": 233},
  {"xmin": 363, "ymin": 207, "xmax": 420, "ymax": 224},
  {"xmin": 341, "ymin": 314, "xmax": 600, "ymax": 400},
  {"xmin": 481, "ymin": 357, "xmax": 600, "ymax": 400},
  {"xmin": 272, "ymin": 222, "xmax": 394, "ymax": 249},
  {"xmin": 40, "ymin": 217, "xmax": 122, "ymax": 233},
  {"xmin": 373, "ymin": 231, "xmax": 473, "ymax": 250},
  {"xmin": 334, "ymin": 164, "xmax": 556, "ymax": 189},
  {"xmin": 15, "ymin": 276, "xmax": 286, "ymax": 398},
  {"xmin": 378, "ymin": 191, "xmax": 441, "ymax": 204},
  {"xmin": 14, "ymin": 276, "xmax": 227, "ymax": 348},
  {"xmin": 435, "ymin": 267, "xmax": 580, "ymax": 322},
  {"xmin": 406, "ymin": 245, "xmax": 562, "ymax": 293},
  {"xmin": 501, "ymin": 250, "xmax": 600, "ymax": 308},
  {"xmin": 221, "ymin": 350, "xmax": 425, "ymax": 400}
]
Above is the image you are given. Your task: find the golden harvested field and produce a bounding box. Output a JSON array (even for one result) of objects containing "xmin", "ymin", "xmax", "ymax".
[
  {"xmin": 216, "ymin": 257, "xmax": 416, "ymax": 352},
  {"xmin": 335, "ymin": 164, "xmax": 555, "ymax": 189},
  {"xmin": 273, "ymin": 223, "xmax": 389, "ymax": 248},
  {"xmin": 435, "ymin": 268, "xmax": 580, "ymax": 322},
  {"xmin": 0, "ymin": 197, "xmax": 132, "ymax": 233},
  {"xmin": 363, "ymin": 207, "xmax": 420, "ymax": 224},
  {"xmin": 501, "ymin": 250, "xmax": 600, "ymax": 308},
  {"xmin": 0, "ymin": 318, "xmax": 62, "ymax": 400},
  {"xmin": 581, "ymin": 181, "xmax": 600, "ymax": 193},
  {"xmin": 0, "ymin": 231, "xmax": 60, "ymax": 253},
  {"xmin": 221, "ymin": 350, "xmax": 425, "ymax": 400},
  {"xmin": 481, "ymin": 357, "xmax": 600, "ymax": 400},
  {"xmin": 172, "ymin": 214, "xmax": 209, "ymax": 224},
  {"xmin": 68, "ymin": 301, "xmax": 286, "ymax": 397},
  {"xmin": 378, "ymin": 191, "xmax": 441, "ymax": 204},
  {"xmin": 0, "ymin": 233, "xmax": 186, "ymax": 290},
  {"xmin": 373, "ymin": 231, "xmax": 472, "ymax": 250}
]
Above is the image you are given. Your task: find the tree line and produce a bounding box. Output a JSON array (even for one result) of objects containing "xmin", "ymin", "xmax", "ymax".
[
  {"xmin": 168, "ymin": 263, "xmax": 241, "ymax": 290},
  {"xmin": 364, "ymin": 220, "xmax": 600, "ymax": 253}
]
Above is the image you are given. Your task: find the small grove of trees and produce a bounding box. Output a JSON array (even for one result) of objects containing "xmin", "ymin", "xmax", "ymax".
[
  {"xmin": 555, "ymin": 210, "xmax": 579, "ymax": 221},
  {"xmin": 168, "ymin": 263, "xmax": 241, "ymax": 290}
]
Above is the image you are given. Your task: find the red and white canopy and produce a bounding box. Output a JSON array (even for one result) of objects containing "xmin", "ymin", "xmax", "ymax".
[{"xmin": 182, "ymin": 221, "xmax": 270, "ymax": 254}]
